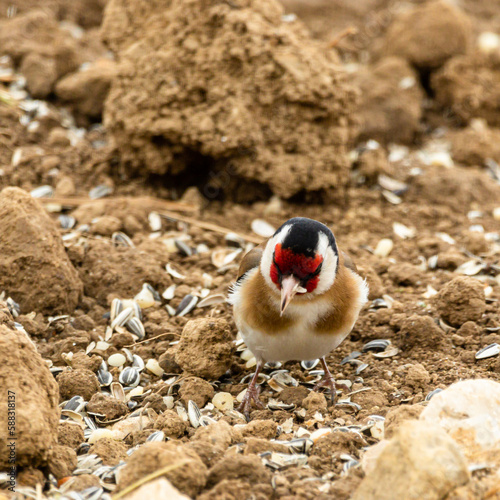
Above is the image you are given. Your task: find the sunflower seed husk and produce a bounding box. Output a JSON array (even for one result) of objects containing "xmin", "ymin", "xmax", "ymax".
[
  {"xmin": 456, "ymin": 260, "xmax": 487, "ymax": 276},
  {"xmin": 475, "ymin": 343, "xmax": 500, "ymax": 360},
  {"xmin": 175, "ymin": 294, "xmax": 198, "ymax": 316},
  {"xmin": 126, "ymin": 317, "xmax": 145, "ymax": 340},
  {"xmin": 267, "ymin": 399, "xmax": 295, "ymax": 411},
  {"xmin": 89, "ymin": 184, "xmax": 113, "ymax": 199},
  {"xmin": 225, "ymin": 232, "xmax": 245, "ymax": 247},
  {"xmin": 59, "ymin": 214, "xmax": 76, "ymax": 229},
  {"xmin": 119, "ymin": 367, "xmax": 141, "ymax": 387},
  {"xmin": 134, "ymin": 285, "xmax": 155, "ymax": 309},
  {"xmin": 198, "ymin": 294, "xmax": 227, "ymax": 307},
  {"xmin": 188, "ymin": 400, "xmax": 201, "ymax": 428},
  {"xmin": 374, "ymin": 238, "xmax": 394, "ymax": 257},
  {"xmin": 381, "ymin": 190, "xmax": 402, "ymax": 205},
  {"xmin": 393, "ymin": 222, "xmax": 415, "ymax": 239},
  {"xmin": 110, "ymin": 299, "xmax": 123, "ymax": 322},
  {"xmin": 251, "ymin": 219, "xmax": 276, "ymax": 238},
  {"xmin": 278, "ymin": 438, "xmax": 314, "ymax": 454},
  {"xmin": 211, "ymin": 248, "xmax": 242, "ymax": 268},
  {"xmin": 110, "ymin": 382, "xmax": 126, "ymax": 402},
  {"xmin": 165, "ymin": 304, "xmax": 176, "ymax": 316},
  {"xmin": 340, "ymin": 352, "xmax": 362, "ymax": 365},
  {"xmin": 162, "ymin": 284, "xmax": 176, "ymax": 300},
  {"xmin": 166, "ymin": 263, "xmax": 185, "ymax": 279},
  {"xmin": 30, "ymin": 185, "xmax": 54, "ymax": 198},
  {"xmin": 212, "ymin": 392, "xmax": 234, "ymax": 411},
  {"xmin": 263, "ymin": 452, "xmax": 307, "ymax": 470},
  {"xmin": 175, "ymin": 239, "xmax": 193, "ymax": 257},
  {"xmin": 425, "ymin": 388, "xmax": 443, "ymax": 401},
  {"xmin": 362, "ymin": 339, "xmax": 391, "ymax": 352},
  {"xmin": 146, "ymin": 358, "xmax": 164, "ymax": 377},
  {"xmin": 378, "ymin": 174, "xmax": 408, "ymax": 194},
  {"xmin": 301, "ymin": 359, "xmax": 319, "ymax": 370},
  {"xmin": 146, "ymin": 431, "xmax": 165, "ymax": 443},
  {"xmin": 63, "ymin": 395, "xmax": 85, "ymax": 413},
  {"xmin": 355, "ymin": 363, "xmax": 369, "ymax": 375},
  {"xmin": 132, "ymin": 354, "xmax": 145, "ymax": 371},
  {"xmin": 112, "ymin": 231, "xmax": 134, "ymax": 248},
  {"xmin": 265, "ymin": 361, "xmax": 282, "ymax": 369},
  {"xmin": 373, "ymin": 346, "xmax": 399, "ymax": 358},
  {"xmin": 148, "ymin": 212, "xmax": 162, "ymax": 232},
  {"xmin": 110, "ymin": 307, "xmax": 134, "ymax": 330}
]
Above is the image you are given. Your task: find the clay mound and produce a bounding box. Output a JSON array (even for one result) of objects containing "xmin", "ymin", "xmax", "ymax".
[
  {"xmin": 102, "ymin": 0, "xmax": 357, "ymax": 202},
  {"xmin": 377, "ymin": 0, "xmax": 472, "ymax": 72},
  {"xmin": 432, "ymin": 52, "xmax": 500, "ymax": 127}
]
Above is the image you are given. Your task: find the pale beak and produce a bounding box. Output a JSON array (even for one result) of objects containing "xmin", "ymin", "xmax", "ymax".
[{"xmin": 280, "ymin": 275, "xmax": 303, "ymax": 316}]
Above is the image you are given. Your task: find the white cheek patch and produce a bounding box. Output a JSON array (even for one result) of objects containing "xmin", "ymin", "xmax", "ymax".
[{"xmin": 260, "ymin": 225, "xmax": 291, "ymax": 291}]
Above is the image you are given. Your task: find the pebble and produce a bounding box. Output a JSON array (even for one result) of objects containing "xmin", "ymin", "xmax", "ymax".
[
  {"xmin": 108, "ymin": 353, "xmax": 126, "ymax": 367},
  {"xmin": 374, "ymin": 239, "xmax": 394, "ymax": 257}
]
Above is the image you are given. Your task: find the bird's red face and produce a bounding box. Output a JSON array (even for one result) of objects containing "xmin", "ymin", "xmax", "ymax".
[{"xmin": 270, "ymin": 243, "xmax": 323, "ymax": 294}]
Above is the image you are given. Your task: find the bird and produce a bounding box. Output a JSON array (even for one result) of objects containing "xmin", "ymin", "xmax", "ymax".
[{"xmin": 229, "ymin": 217, "xmax": 368, "ymax": 418}]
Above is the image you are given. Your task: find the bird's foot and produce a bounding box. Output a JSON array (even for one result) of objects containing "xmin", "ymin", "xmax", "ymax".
[
  {"xmin": 237, "ymin": 383, "xmax": 264, "ymax": 420},
  {"xmin": 313, "ymin": 358, "xmax": 349, "ymax": 403}
]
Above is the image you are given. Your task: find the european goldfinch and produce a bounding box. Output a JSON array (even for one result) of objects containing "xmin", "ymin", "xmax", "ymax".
[{"xmin": 229, "ymin": 217, "xmax": 368, "ymax": 417}]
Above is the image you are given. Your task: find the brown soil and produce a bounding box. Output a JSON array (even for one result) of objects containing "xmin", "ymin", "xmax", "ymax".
[{"xmin": 0, "ymin": 0, "xmax": 500, "ymax": 499}]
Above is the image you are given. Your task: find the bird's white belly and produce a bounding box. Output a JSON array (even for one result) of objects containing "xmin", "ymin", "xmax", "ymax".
[{"xmin": 241, "ymin": 322, "xmax": 348, "ymax": 363}]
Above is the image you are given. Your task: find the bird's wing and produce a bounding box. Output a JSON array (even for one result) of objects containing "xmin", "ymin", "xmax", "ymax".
[
  {"xmin": 341, "ymin": 251, "xmax": 358, "ymax": 273},
  {"xmin": 236, "ymin": 240, "xmax": 267, "ymax": 281}
]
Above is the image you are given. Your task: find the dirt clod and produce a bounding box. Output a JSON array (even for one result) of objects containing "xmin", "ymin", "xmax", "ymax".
[
  {"xmin": 176, "ymin": 319, "xmax": 234, "ymax": 380},
  {"xmin": 46, "ymin": 444, "xmax": 78, "ymax": 480},
  {"xmin": 0, "ymin": 187, "xmax": 83, "ymax": 314},
  {"xmin": 56, "ymin": 369, "xmax": 101, "ymax": 402},
  {"xmin": 86, "ymin": 393, "xmax": 128, "ymax": 420},
  {"xmin": 58, "ymin": 422, "xmax": 84, "ymax": 450},
  {"xmin": 153, "ymin": 410, "xmax": 188, "ymax": 439},
  {"xmin": 179, "ymin": 377, "xmax": 215, "ymax": 408},
  {"xmin": 89, "ymin": 437, "xmax": 128, "ymax": 466},
  {"xmin": 435, "ymin": 277, "xmax": 486, "ymax": 327}
]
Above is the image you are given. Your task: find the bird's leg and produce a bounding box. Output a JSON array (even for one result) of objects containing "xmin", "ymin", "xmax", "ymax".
[
  {"xmin": 313, "ymin": 357, "xmax": 349, "ymax": 403},
  {"xmin": 238, "ymin": 361, "xmax": 265, "ymax": 420}
]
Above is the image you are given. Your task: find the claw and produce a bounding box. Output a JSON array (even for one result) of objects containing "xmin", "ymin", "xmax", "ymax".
[
  {"xmin": 238, "ymin": 361, "xmax": 264, "ymax": 420},
  {"xmin": 313, "ymin": 357, "xmax": 347, "ymax": 403}
]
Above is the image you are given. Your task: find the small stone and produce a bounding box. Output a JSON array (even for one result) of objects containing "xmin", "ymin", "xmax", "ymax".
[
  {"xmin": 352, "ymin": 421, "xmax": 469, "ymax": 500},
  {"xmin": 420, "ymin": 379, "xmax": 500, "ymax": 458},
  {"xmin": 435, "ymin": 276, "xmax": 486, "ymax": 327},
  {"xmin": 374, "ymin": 239, "xmax": 394, "ymax": 257},
  {"xmin": 119, "ymin": 478, "xmax": 190, "ymax": 500}
]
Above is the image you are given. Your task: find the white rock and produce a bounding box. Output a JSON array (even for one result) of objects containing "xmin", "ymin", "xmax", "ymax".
[
  {"xmin": 420, "ymin": 379, "xmax": 500, "ymax": 453},
  {"xmin": 374, "ymin": 238, "xmax": 394, "ymax": 257}
]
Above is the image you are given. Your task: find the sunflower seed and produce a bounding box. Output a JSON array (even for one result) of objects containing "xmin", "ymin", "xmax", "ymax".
[
  {"xmin": 175, "ymin": 294, "xmax": 198, "ymax": 316},
  {"xmin": 108, "ymin": 353, "xmax": 126, "ymax": 367},
  {"xmin": 362, "ymin": 339, "xmax": 391, "ymax": 352},
  {"xmin": 146, "ymin": 430, "xmax": 165, "ymax": 443},
  {"xmin": 381, "ymin": 190, "xmax": 402, "ymax": 205},
  {"xmin": 166, "ymin": 263, "xmax": 185, "ymax": 279},
  {"xmin": 301, "ymin": 359, "xmax": 319, "ymax": 370},
  {"xmin": 119, "ymin": 367, "xmax": 140, "ymax": 387},
  {"xmin": 110, "ymin": 299, "xmax": 123, "ymax": 322},
  {"xmin": 188, "ymin": 400, "xmax": 201, "ymax": 428},
  {"xmin": 6, "ymin": 297, "xmax": 20, "ymax": 317},
  {"xmin": 264, "ymin": 361, "xmax": 282, "ymax": 369},
  {"xmin": 355, "ymin": 363, "xmax": 369, "ymax": 375},
  {"xmin": 30, "ymin": 185, "xmax": 54, "ymax": 198},
  {"xmin": 340, "ymin": 352, "xmax": 362, "ymax": 365},
  {"xmin": 126, "ymin": 317, "xmax": 145, "ymax": 340},
  {"xmin": 97, "ymin": 368, "xmax": 113, "ymax": 386},
  {"xmin": 110, "ymin": 307, "xmax": 134, "ymax": 330},
  {"xmin": 112, "ymin": 231, "xmax": 134, "ymax": 248},
  {"xmin": 475, "ymin": 343, "xmax": 500, "ymax": 360}
]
